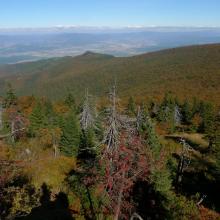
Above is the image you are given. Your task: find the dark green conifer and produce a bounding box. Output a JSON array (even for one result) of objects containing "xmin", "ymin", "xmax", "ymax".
[
  {"xmin": 3, "ymin": 83, "xmax": 17, "ymax": 108},
  {"xmin": 157, "ymin": 93, "xmax": 175, "ymax": 123},
  {"xmin": 60, "ymin": 111, "xmax": 80, "ymax": 157},
  {"xmin": 137, "ymin": 106, "xmax": 161, "ymax": 156},
  {"xmin": 29, "ymin": 102, "xmax": 45, "ymax": 135},
  {"xmin": 207, "ymin": 113, "xmax": 220, "ymax": 154},
  {"xmin": 182, "ymin": 99, "xmax": 192, "ymax": 124},
  {"xmin": 127, "ymin": 96, "xmax": 136, "ymax": 116},
  {"xmin": 65, "ymin": 93, "xmax": 76, "ymax": 111},
  {"xmin": 199, "ymin": 101, "xmax": 214, "ymax": 133},
  {"xmin": 78, "ymin": 128, "xmax": 97, "ymax": 167}
]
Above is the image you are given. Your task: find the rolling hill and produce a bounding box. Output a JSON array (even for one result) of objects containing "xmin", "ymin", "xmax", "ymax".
[{"xmin": 0, "ymin": 44, "xmax": 220, "ymax": 105}]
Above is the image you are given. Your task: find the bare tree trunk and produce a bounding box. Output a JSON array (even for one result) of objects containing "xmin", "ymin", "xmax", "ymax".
[
  {"xmin": 11, "ymin": 120, "xmax": 15, "ymax": 143},
  {"xmin": 130, "ymin": 213, "xmax": 144, "ymax": 220},
  {"xmin": 176, "ymin": 139, "xmax": 192, "ymax": 188},
  {"xmin": 80, "ymin": 89, "xmax": 95, "ymax": 131},
  {"xmin": 103, "ymin": 85, "xmax": 119, "ymax": 153},
  {"xmin": 86, "ymin": 186, "xmax": 96, "ymax": 220},
  {"xmin": 114, "ymin": 170, "xmax": 125, "ymax": 220},
  {"xmin": 0, "ymin": 128, "xmax": 25, "ymax": 140},
  {"xmin": 0, "ymin": 105, "xmax": 3, "ymax": 131},
  {"xmin": 197, "ymin": 195, "xmax": 207, "ymax": 206},
  {"xmin": 53, "ymin": 144, "xmax": 58, "ymax": 158},
  {"xmin": 52, "ymin": 132, "xmax": 58, "ymax": 158},
  {"xmin": 176, "ymin": 155, "xmax": 184, "ymax": 185}
]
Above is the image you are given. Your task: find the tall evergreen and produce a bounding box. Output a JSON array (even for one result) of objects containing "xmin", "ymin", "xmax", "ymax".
[
  {"xmin": 137, "ymin": 106, "xmax": 161, "ymax": 156},
  {"xmin": 78, "ymin": 128, "xmax": 97, "ymax": 166},
  {"xmin": 60, "ymin": 111, "xmax": 80, "ymax": 157},
  {"xmin": 0, "ymin": 102, "xmax": 3, "ymax": 131},
  {"xmin": 145, "ymin": 116, "xmax": 161, "ymax": 155},
  {"xmin": 191, "ymin": 97, "xmax": 200, "ymax": 115},
  {"xmin": 65, "ymin": 93, "xmax": 76, "ymax": 111},
  {"xmin": 157, "ymin": 93, "xmax": 178, "ymax": 133},
  {"xmin": 207, "ymin": 113, "xmax": 220, "ymax": 154},
  {"xmin": 29, "ymin": 102, "xmax": 45, "ymax": 136},
  {"xmin": 199, "ymin": 101, "xmax": 214, "ymax": 133},
  {"xmin": 78, "ymin": 90, "xmax": 98, "ymax": 166},
  {"xmin": 157, "ymin": 93, "xmax": 175, "ymax": 123},
  {"xmin": 127, "ymin": 96, "xmax": 136, "ymax": 116},
  {"xmin": 3, "ymin": 83, "xmax": 17, "ymax": 108},
  {"xmin": 182, "ymin": 99, "xmax": 192, "ymax": 124}
]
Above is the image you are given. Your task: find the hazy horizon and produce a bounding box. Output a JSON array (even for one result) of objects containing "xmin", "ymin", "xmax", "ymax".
[
  {"xmin": 1, "ymin": 27, "xmax": 220, "ymax": 64},
  {"xmin": 1, "ymin": 0, "xmax": 220, "ymax": 64}
]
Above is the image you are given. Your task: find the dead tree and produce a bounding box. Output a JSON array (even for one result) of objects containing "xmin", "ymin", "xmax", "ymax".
[
  {"xmin": 0, "ymin": 103, "xmax": 3, "ymax": 131},
  {"xmin": 11, "ymin": 120, "xmax": 15, "ymax": 143},
  {"xmin": 80, "ymin": 89, "xmax": 96, "ymax": 131},
  {"xmin": 0, "ymin": 128, "xmax": 26, "ymax": 140},
  {"xmin": 101, "ymin": 134, "xmax": 151, "ymax": 220},
  {"xmin": 136, "ymin": 105, "xmax": 148, "ymax": 134},
  {"xmin": 196, "ymin": 194, "xmax": 207, "ymax": 206},
  {"xmin": 52, "ymin": 131, "xmax": 59, "ymax": 158},
  {"xmin": 0, "ymin": 114, "xmax": 26, "ymax": 142},
  {"xmin": 101, "ymin": 89, "xmax": 150, "ymax": 219},
  {"xmin": 136, "ymin": 106, "xmax": 142, "ymax": 132},
  {"xmin": 130, "ymin": 212, "xmax": 144, "ymax": 220},
  {"xmin": 176, "ymin": 138, "xmax": 192, "ymax": 186},
  {"xmin": 103, "ymin": 85, "xmax": 120, "ymax": 153},
  {"xmin": 174, "ymin": 105, "xmax": 182, "ymax": 126}
]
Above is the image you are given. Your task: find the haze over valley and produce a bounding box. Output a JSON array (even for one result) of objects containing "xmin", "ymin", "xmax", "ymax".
[{"xmin": 1, "ymin": 26, "xmax": 220, "ymax": 64}]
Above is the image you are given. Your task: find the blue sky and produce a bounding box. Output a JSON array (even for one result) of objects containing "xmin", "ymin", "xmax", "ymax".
[{"xmin": 0, "ymin": 0, "xmax": 220, "ymax": 28}]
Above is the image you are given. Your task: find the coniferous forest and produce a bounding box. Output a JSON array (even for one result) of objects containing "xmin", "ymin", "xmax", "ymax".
[{"xmin": 0, "ymin": 83, "xmax": 220, "ymax": 220}]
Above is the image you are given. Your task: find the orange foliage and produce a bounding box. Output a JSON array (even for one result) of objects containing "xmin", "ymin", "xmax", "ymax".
[
  {"xmin": 54, "ymin": 101, "xmax": 70, "ymax": 114},
  {"xmin": 17, "ymin": 96, "xmax": 36, "ymax": 116},
  {"xmin": 199, "ymin": 206, "xmax": 220, "ymax": 220},
  {"xmin": 191, "ymin": 113, "xmax": 203, "ymax": 130},
  {"xmin": 38, "ymin": 127, "xmax": 62, "ymax": 148}
]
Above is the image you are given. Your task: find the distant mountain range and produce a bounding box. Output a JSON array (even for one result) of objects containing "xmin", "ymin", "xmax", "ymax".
[
  {"xmin": 0, "ymin": 43, "xmax": 220, "ymax": 105},
  {"xmin": 0, "ymin": 27, "xmax": 220, "ymax": 64}
]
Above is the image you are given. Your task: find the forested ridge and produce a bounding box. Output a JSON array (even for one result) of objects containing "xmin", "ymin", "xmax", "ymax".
[
  {"xmin": 0, "ymin": 83, "xmax": 220, "ymax": 220},
  {"xmin": 0, "ymin": 44, "xmax": 220, "ymax": 105}
]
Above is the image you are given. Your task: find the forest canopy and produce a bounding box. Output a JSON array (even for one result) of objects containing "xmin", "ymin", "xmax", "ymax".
[{"xmin": 0, "ymin": 85, "xmax": 220, "ymax": 220}]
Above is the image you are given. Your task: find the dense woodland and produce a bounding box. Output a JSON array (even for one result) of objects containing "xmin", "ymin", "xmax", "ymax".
[
  {"xmin": 0, "ymin": 83, "xmax": 220, "ymax": 220},
  {"xmin": 0, "ymin": 44, "xmax": 220, "ymax": 104}
]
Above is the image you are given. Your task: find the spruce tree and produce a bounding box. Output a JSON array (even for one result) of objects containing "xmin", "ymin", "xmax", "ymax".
[
  {"xmin": 191, "ymin": 97, "xmax": 200, "ymax": 115},
  {"xmin": 3, "ymin": 83, "xmax": 17, "ymax": 108},
  {"xmin": 60, "ymin": 111, "xmax": 80, "ymax": 157},
  {"xmin": 44, "ymin": 100, "xmax": 54, "ymax": 121},
  {"xmin": 127, "ymin": 96, "xmax": 136, "ymax": 116},
  {"xmin": 182, "ymin": 99, "xmax": 192, "ymax": 124},
  {"xmin": 78, "ymin": 128, "xmax": 97, "ymax": 167},
  {"xmin": 157, "ymin": 93, "xmax": 175, "ymax": 123},
  {"xmin": 199, "ymin": 101, "xmax": 214, "ymax": 133},
  {"xmin": 145, "ymin": 116, "xmax": 161, "ymax": 155},
  {"xmin": 207, "ymin": 112, "xmax": 220, "ymax": 180},
  {"xmin": 29, "ymin": 102, "xmax": 45, "ymax": 136},
  {"xmin": 137, "ymin": 106, "xmax": 161, "ymax": 156},
  {"xmin": 65, "ymin": 93, "xmax": 76, "ymax": 111},
  {"xmin": 207, "ymin": 113, "xmax": 220, "ymax": 154},
  {"xmin": 0, "ymin": 102, "xmax": 3, "ymax": 131},
  {"xmin": 157, "ymin": 94, "xmax": 178, "ymax": 133}
]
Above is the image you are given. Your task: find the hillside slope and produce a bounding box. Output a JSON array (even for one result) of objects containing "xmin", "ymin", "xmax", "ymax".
[{"xmin": 0, "ymin": 44, "xmax": 220, "ymax": 104}]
